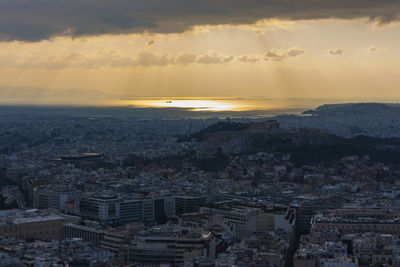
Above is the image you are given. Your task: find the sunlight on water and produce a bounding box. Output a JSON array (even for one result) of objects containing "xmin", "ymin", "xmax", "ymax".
[
  {"xmin": 126, "ymin": 99, "xmax": 243, "ymax": 111},
  {"xmin": 118, "ymin": 97, "xmax": 376, "ymax": 113},
  {"xmin": 119, "ymin": 97, "xmax": 319, "ymax": 112},
  {"xmin": 120, "ymin": 97, "xmax": 265, "ymax": 111}
]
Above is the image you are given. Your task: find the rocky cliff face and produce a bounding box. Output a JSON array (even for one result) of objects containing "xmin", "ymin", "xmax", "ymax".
[{"xmin": 197, "ymin": 123, "xmax": 338, "ymax": 157}]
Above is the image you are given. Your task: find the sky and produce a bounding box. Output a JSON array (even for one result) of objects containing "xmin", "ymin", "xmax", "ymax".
[{"xmin": 0, "ymin": 1, "xmax": 400, "ymax": 107}]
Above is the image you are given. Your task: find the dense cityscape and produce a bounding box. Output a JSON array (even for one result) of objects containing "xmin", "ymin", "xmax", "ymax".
[
  {"xmin": 1, "ymin": 0, "xmax": 400, "ymax": 265},
  {"xmin": 0, "ymin": 103, "xmax": 398, "ymax": 266}
]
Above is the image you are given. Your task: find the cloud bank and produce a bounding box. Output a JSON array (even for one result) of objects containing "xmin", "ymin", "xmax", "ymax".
[
  {"xmin": 329, "ymin": 48, "xmax": 345, "ymax": 55},
  {"xmin": 0, "ymin": 0, "xmax": 400, "ymax": 41},
  {"xmin": 264, "ymin": 48, "xmax": 305, "ymax": 61},
  {"xmin": 0, "ymin": 49, "xmax": 305, "ymax": 69}
]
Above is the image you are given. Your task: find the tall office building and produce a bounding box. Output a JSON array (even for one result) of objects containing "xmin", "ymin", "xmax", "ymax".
[
  {"xmin": 121, "ymin": 226, "xmax": 216, "ymax": 266},
  {"xmin": 76, "ymin": 193, "xmax": 120, "ymax": 224},
  {"xmin": 33, "ymin": 185, "xmax": 80, "ymax": 212},
  {"xmin": 62, "ymin": 222, "xmax": 104, "ymax": 247},
  {"xmin": 175, "ymin": 196, "xmax": 206, "ymax": 215},
  {"xmin": 0, "ymin": 209, "xmax": 79, "ymax": 240},
  {"xmin": 119, "ymin": 199, "xmax": 144, "ymax": 224},
  {"xmin": 77, "ymin": 192, "xmax": 169, "ymax": 225},
  {"xmin": 164, "ymin": 196, "xmax": 176, "ymax": 218}
]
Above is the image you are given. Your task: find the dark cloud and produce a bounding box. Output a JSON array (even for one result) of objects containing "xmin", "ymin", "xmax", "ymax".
[
  {"xmin": 196, "ymin": 53, "xmax": 235, "ymax": 64},
  {"xmin": 0, "ymin": 0, "xmax": 400, "ymax": 41},
  {"xmin": 237, "ymin": 55, "xmax": 260, "ymax": 63},
  {"xmin": 176, "ymin": 53, "xmax": 198, "ymax": 64},
  {"xmin": 369, "ymin": 46, "xmax": 386, "ymax": 52},
  {"xmin": 147, "ymin": 39, "xmax": 155, "ymax": 46},
  {"xmin": 263, "ymin": 48, "xmax": 305, "ymax": 61},
  {"xmin": 329, "ymin": 48, "xmax": 344, "ymax": 55},
  {"xmin": 134, "ymin": 51, "xmax": 174, "ymax": 66}
]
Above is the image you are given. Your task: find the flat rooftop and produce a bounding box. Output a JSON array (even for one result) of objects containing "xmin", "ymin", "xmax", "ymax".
[{"xmin": 0, "ymin": 209, "xmax": 79, "ymax": 225}]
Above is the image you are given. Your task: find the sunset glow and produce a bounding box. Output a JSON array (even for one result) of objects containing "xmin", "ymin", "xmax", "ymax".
[
  {"xmin": 126, "ymin": 99, "xmax": 242, "ymax": 111},
  {"xmin": 0, "ymin": 2, "xmax": 399, "ymax": 106}
]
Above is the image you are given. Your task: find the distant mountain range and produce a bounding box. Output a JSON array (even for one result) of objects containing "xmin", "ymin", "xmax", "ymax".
[{"xmin": 303, "ymin": 102, "xmax": 400, "ymax": 116}]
